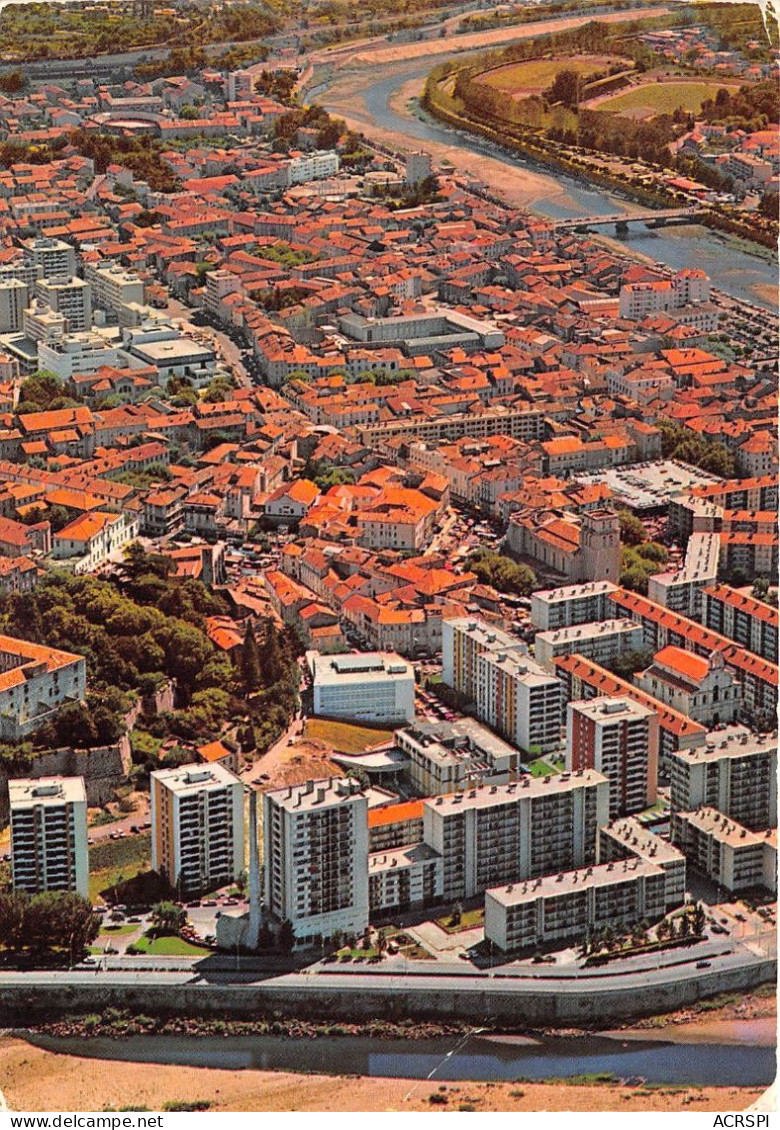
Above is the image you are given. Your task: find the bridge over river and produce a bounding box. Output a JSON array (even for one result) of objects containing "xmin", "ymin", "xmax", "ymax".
[{"xmin": 551, "ymin": 206, "xmax": 706, "ymax": 233}]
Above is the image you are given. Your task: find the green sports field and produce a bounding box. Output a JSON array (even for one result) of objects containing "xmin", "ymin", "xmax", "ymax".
[
  {"xmin": 596, "ymin": 79, "xmax": 740, "ymax": 118},
  {"xmin": 481, "ymin": 55, "xmax": 625, "ymax": 94}
]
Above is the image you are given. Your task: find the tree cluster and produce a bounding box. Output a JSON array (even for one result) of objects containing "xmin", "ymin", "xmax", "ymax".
[
  {"xmin": 657, "ymin": 418, "xmax": 736, "ymax": 477},
  {"xmin": 0, "ymin": 890, "xmax": 98, "ymax": 956},
  {"xmin": 620, "ymin": 541, "xmax": 669, "ymax": 594},
  {"xmin": 467, "ymin": 549, "xmax": 537, "ymax": 597}
]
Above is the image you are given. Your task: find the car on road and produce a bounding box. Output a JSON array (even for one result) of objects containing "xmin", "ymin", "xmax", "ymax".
[{"xmin": 696, "ymin": 960, "xmax": 712, "ymax": 968}]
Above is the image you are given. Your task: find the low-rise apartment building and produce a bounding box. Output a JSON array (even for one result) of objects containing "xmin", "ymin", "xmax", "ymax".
[
  {"xmin": 485, "ymin": 856, "xmax": 668, "ymax": 954},
  {"xmin": 396, "ymin": 718, "xmax": 520, "ymax": 796},
  {"xmin": 701, "ymin": 584, "xmax": 778, "ymax": 663}
]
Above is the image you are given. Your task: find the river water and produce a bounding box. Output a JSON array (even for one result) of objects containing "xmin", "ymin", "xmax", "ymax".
[
  {"xmin": 25, "ymin": 1032, "xmax": 777, "ymax": 1086},
  {"xmin": 315, "ymin": 65, "xmax": 777, "ymax": 309}
]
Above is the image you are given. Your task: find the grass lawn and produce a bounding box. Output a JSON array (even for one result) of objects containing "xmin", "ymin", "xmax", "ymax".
[
  {"xmin": 89, "ymin": 833, "xmax": 151, "ymax": 903},
  {"xmin": 132, "ymin": 933, "xmax": 210, "ymax": 956},
  {"xmin": 98, "ymin": 923, "xmax": 141, "ymax": 937},
  {"xmin": 527, "ymin": 758, "xmax": 559, "ymax": 778},
  {"xmin": 482, "ymin": 55, "xmax": 623, "ymax": 94},
  {"xmin": 597, "ymin": 79, "xmax": 740, "ymax": 118},
  {"xmin": 435, "ymin": 907, "xmax": 485, "ymax": 934},
  {"xmin": 304, "ymin": 718, "xmax": 395, "ymax": 753}
]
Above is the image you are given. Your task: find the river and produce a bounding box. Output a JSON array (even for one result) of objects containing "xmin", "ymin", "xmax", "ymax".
[
  {"xmin": 23, "ymin": 1032, "xmax": 777, "ymax": 1086},
  {"xmin": 314, "ymin": 64, "xmax": 777, "ymax": 310}
]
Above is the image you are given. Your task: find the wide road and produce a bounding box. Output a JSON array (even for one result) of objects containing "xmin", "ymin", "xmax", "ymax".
[{"xmin": 0, "ymin": 946, "xmax": 771, "ymax": 994}]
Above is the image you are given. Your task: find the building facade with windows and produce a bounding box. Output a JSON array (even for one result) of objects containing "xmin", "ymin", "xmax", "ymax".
[
  {"xmin": 263, "ymin": 777, "xmax": 369, "ymax": 943},
  {"xmin": 151, "ymin": 762, "xmax": 245, "ymax": 897},
  {"xmin": 10, "ymin": 775, "xmax": 88, "ymax": 898}
]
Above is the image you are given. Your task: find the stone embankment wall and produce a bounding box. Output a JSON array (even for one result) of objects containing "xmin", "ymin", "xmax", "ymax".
[
  {"xmin": 2, "ymin": 959, "xmax": 775, "ymax": 1026},
  {"xmin": 0, "ymin": 742, "xmax": 130, "ymax": 825}
]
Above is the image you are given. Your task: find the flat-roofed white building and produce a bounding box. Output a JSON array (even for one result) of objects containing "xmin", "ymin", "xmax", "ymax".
[
  {"xmin": 485, "ymin": 856, "xmax": 668, "ymax": 953},
  {"xmin": 263, "ymin": 776, "xmax": 369, "ymax": 943},
  {"xmin": 566, "ymin": 696, "xmax": 658, "ymax": 818},
  {"xmin": 10, "ymin": 775, "xmax": 88, "ymax": 898},
  {"xmin": 423, "ymin": 769, "xmax": 610, "ymax": 901},
  {"xmin": 531, "ymin": 581, "xmax": 619, "ymax": 631},
  {"xmin": 598, "ymin": 816, "xmax": 686, "ymax": 910},
  {"xmin": 308, "ymin": 650, "xmax": 414, "ymax": 724},
  {"xmin": 668, "ymin": 727, "xmax": 777, "ymax": 832},
  {"xmin": 151, "ymin": 762, "xmax": 245, "ymax": 897},
  {"xmin": 534, "ymin": 618, "xmax": 644, "ymax": 674},
  {"xmin": 671, "ymin": 807, "xmax": 776, "ymax": 894}
]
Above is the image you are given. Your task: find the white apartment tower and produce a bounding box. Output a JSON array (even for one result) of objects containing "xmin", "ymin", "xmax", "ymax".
[
  {"xmin": 151, "ymin": 762, "xmax": 245, "ymax": 897},
  {"xmin": 10, "ymin": 776, "xmax": 88, "ymax": 898},
  {"xmin": 35, "ymin": 276, "xmax": 92, "ymax": 333},
  {"xmin": 443, "ymin": 618, "xmax": 563, "ymax": 753},
  {"xmin": 423, "ymin": 770, "xmax": 610, "ymax": 902},
  {"xmin": 22, "ymin": 236, "xmax": 77, "ymax": 280},
  {"xmin": 263, "ymin": 777, "xmax": 369, "ymax": 944},
  {"xmin": 0, "ymin": 280, "xmax": 29, "ymax": 333},
  {"xmin": 566, "ymin": 697, "xmax": 659, "ymax": 818}
]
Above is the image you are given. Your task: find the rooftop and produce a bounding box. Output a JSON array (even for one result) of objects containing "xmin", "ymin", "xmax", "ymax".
[
  {"xmin": 486, "ymin": 856, "xmax": 664, "ymax": 906},
  {"xmin": 424, "ymin": 768, "xmax": 608, "ymax": 817},
  {"xmin": 10, "ymin": 775, "xmax": 86, "ymax": 808}
]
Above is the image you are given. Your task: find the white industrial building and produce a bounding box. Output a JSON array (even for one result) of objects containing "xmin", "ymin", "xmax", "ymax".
[{"xmin": 308, "ymin": 650, "xmax": 415, "ymax": 724}]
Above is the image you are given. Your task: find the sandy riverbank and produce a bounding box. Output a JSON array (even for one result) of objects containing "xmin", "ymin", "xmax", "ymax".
[{"xmin": 0, "ymin": 1037, "xmax": 766, "ymax": 1113}]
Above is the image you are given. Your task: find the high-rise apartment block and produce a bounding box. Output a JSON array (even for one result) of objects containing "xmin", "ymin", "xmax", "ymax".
[
  {"xmin": 35, "ymin": 276, "xmax": 92, "ymax": 333},
  {"xmin": 566, "ymin": 697, "xmax": 658, "ymax": 818},
  {"xmin": 22, "ymin": 236, "xmax": 77, "ymax": 280},
  {"xmin": 668, "ymin": 729, "xmax": 777, "ymax": 831},
  {"xmin": 0, "ymin": 280, "xmax": 29, "ymax": 334},
  {"xmin": 443, "ymin": 617, "xmax": 563, "ymax": 753},
  {"xmin": 151, "ymin": 763, "xmax": 245, "ymax": 897},
  {"xmin": 10, "ymin": 776, "xmax": 88, "ymax": 898},
  {"xmin": 531, "ymin": 581, "xmax": 619, "ymax": 632},
  {"xmin": 263, "ymin": 777, "xmax": 369, "ymax": 944},
  {"xmin": 423, "ymin": 769, "xmax": 610, "ymax": 901}
]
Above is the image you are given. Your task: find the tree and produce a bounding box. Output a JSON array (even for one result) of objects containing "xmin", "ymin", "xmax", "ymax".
[
  {"xmin": 618, "ymin": 509, "xmax": 647, "ymax": 547},
  {"xmin": 466, "ymin": 549, "xmax": 536, "ymax": 597},
  {"xmin": 758, "ymin": 188, "xmax": 778, "ymax": 220},
  {"xmin": 547, "ymin": 69, "xmax": 583, "ymax": 108},
  {"xmin": 691, "ymin": 903, "xmax": 706, "ymax": 936},
  {"xmin": 277, "ymin": 919, "xmax": 295, "ymax": 953},
  {"xmin": 151, "ymin": 901, "xmax": 186, "ymax": 935},
  {"xmin": 241, "ymin": 622, "xmax": 262, "ymax": 693},
  {"xmin": 259, "ymin": 622, "xmax": 284, "ymax": 686}
]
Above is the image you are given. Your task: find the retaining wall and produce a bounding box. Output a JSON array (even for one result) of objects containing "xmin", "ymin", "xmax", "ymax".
[{"xmin": 0, "ymin": 959, "xmax": 774, "ymax": 1026}]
